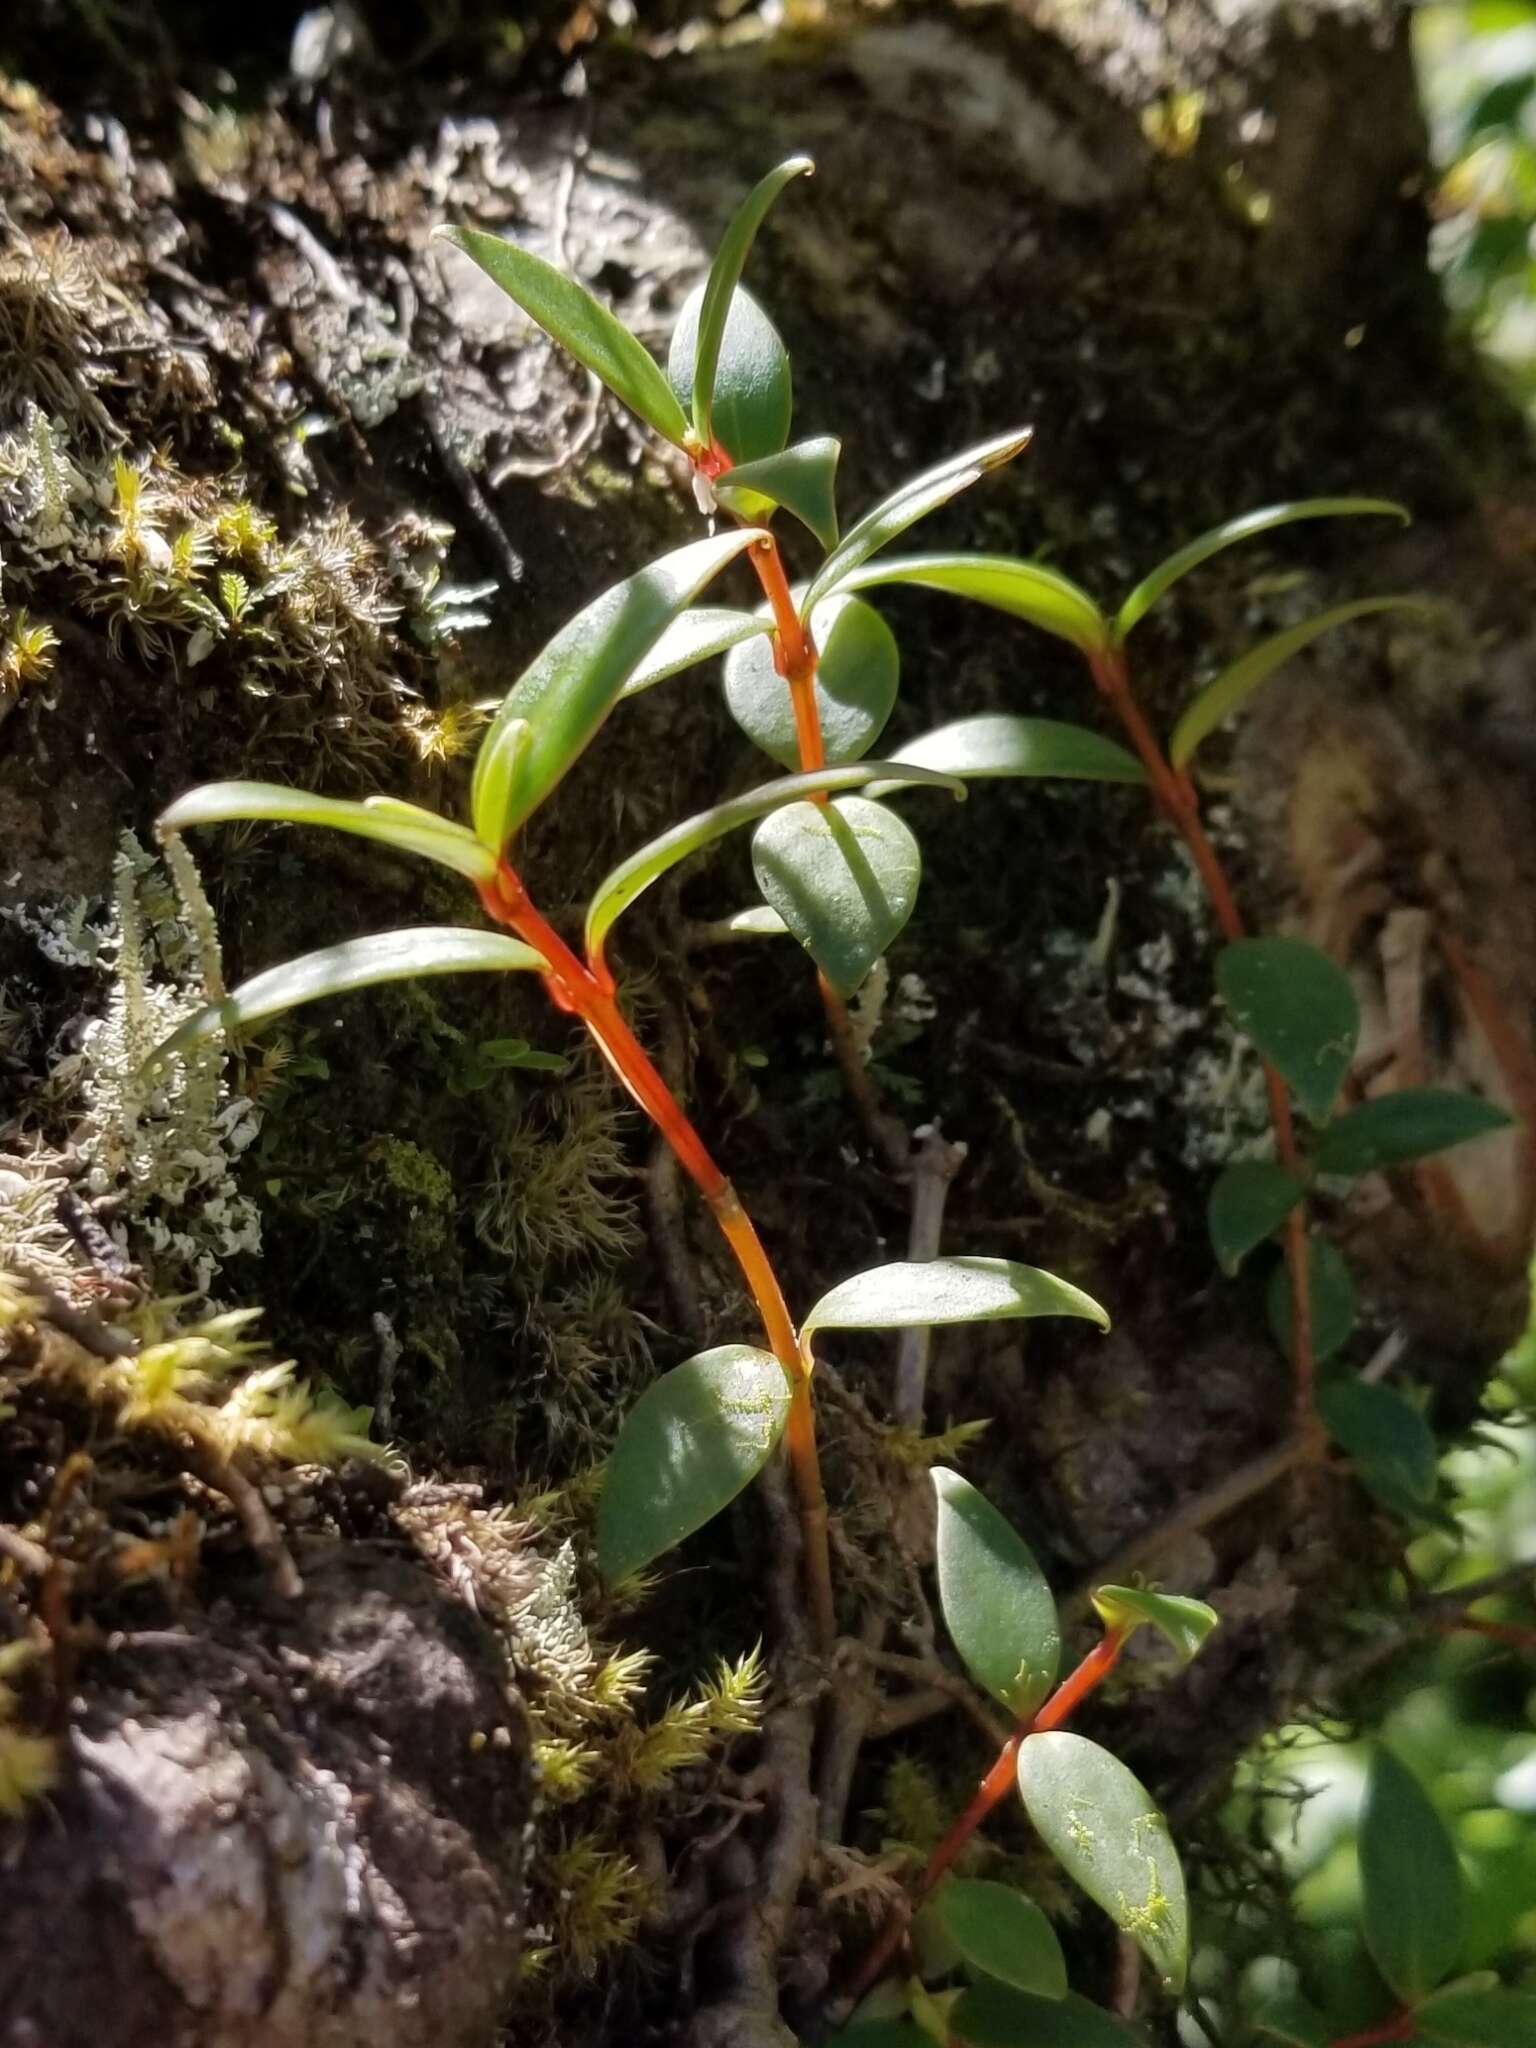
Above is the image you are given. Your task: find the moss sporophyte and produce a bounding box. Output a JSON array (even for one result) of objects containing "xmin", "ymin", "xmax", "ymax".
[{"xmin": 144, "ymin": 157, "xmax": 1521, "ymax": 2040}]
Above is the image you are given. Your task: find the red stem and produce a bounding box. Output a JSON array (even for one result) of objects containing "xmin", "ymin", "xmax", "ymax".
[
  {"xmin": 1430, "ymin": 1614, "xmax": 1536, "ymax": 1651},
  {"xmin": 1327, "ymin": 2009, "xmax": 1417, "ymax": 2048}
]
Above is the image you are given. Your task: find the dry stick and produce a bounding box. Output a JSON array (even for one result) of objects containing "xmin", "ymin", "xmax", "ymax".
[{"xmin": 479, "ymin": 858, "xmax": 836, "ymax": 1651}]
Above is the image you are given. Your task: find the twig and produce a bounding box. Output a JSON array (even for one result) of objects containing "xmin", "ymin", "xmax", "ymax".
[
  {"xmin": 848, "ymin": 1642, "xmax": 1009, "ymax": 1747},
  {"xmin": 180, "ymin": 1441, "xmax": 303, "ymax": 1601},
  {"xmin": 893, "ymin": 1127, "xmax": 968, "ymax": 1429},
  {"xmin": 818, "ymin": 972, "xmax": 909, "ymax": 1175}
]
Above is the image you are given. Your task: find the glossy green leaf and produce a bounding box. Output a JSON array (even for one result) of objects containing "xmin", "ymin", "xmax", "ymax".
[
  {"xmin": 803, "ymin": 1257, "xmax": 1108, "ymax": 1345},
  {"xmin": 584, "ymin": 758, "xmax": 959, "ymax": 963},
  {"xmin": 437, "ymin": 224, "xmax": 689, "ymax": 447},
  {"xmin": 1090, "ymin": 1586, "xmax": 1219, "ymax": 1664},
  {"xmin": 669, "ymin": 283, "xmax": 791, "ymax": 465},
  {"xmin": 932, "ymin": 1468, "xmax": 1061, "ymax": 1718},
  {"xmin": 801, "ymin": 430, "xmax": 1035, "ymax": 617},
  {"xmin": 1318, "ymin": 1376, "xmax": 1439, "ymax": 1502},
  {"xmin": 1216, "ymin": 937, "xmax": 1360, "ymax": 1123},
  {"xmin": 619, "ymin": 607, "xmax": 769, "ymax": 698},
  {"xmin": 716, "ymin": 435, "xmax": 840, "ymax": 551},
  {"xmin": 149, "ymin": 927, "xmax": 548, "ymax": 1064},
  {"xmin": 836, "ymin": 550, "xmax": 1107, "ymax": 655},
  {"xmin": 1016, "ymin": 1732, "xmax": 1189, "ymax": 1994},
  {"xmin": 1359, "ymin": 1743, "xmax": 1464, "ymax": 2001},
  {"xmin": 876, "ymin": 713, "xmax": 1143, "ymax": 787},
  {"xmin": 159, "ymin": 781, "xmax": 498, "ymax": 886},
  {"xmin": 751, "ymin": 794, "xmax": 923, "ymax": 996},
  {"xmin": 952, "ymin": 1983, "xmax": 1148, "ymax": 2048},
  {"xmin": 1207, "ymin": 1159, "xmax": 1308, "ymax": 1274},
  {"xmin": 1416, "ymin": 1985, "xmax": 1536, "ymax": 2046},
  {"xmin": 723, "ymin": 592, "xmax": 897, "ymax": 768},
  {"xmin": 1251, "ymin": 1993, "xmax": 1333, "ymax": 2047},
  {"xmin": 471, "ymin": 529, "xmax": 763, "ymax": 850},
  {"xmin": 1115, "ymin": 499, "xmax": 1409, "ymax": 641},
  {"xmin": 1169, "ymin": 597, "xmax": 1431, "ymax": 769},
  {"xmin": 935, "ymin": 1878, "xmax": 1068, "ymax": 1999},
  {"xmin": 595, "ymin": 1346, "xmax": 791, "ymax": 1585},
  {"xmin": 1314, "ymin": 1089, "xmax": 1515, "ymax": 1178},
  {"xmin": 1266, "ymin": 1233, "xmax": 1357, "ymax": 1366},
  {"xmin": 689, "ymin": 157, "xmax": 812, "ymax": 446}
]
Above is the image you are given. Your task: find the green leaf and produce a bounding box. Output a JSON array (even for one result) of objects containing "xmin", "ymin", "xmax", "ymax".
[
  {"xmin": 1207, "ymin": 1160, "xmax": 1308, "ymax": 1274},
  {"xmin": 1358, "ymin": 1743, "xmax": 1463, "ymax": 2001},
  {"xmin": 595, "ymin": 1346, "xmax": 791, "ymax": 1585},
  {"xmin": 1266, "ymin": 1233, "xmax": 1357, "ymax": 1366},
  {"xmin": 584, "ymin": 758, "xmax": 959, "ymax": 963},
  {"xmin": 723, "ymin": 593, "xmax": 898, "ymax": 768},
  {"xmin": 835, "ymin": 550, "xmax": 1108, "ymax": 655},
  {"xmin": 689, "ymin": 156, "xmax": 812, "ymax": 447},
  {"xmin": 874, "ymin": 714, "xmax": 1145, "ymax": 788},
  {"xmin": 471, "ymin": 529, "xmax": 763, "ymax": 850},
  {"xmin": 1089, "ymin": 1586, "xmax": 1219, "ymax": 1664},
  {"xmin": 751, "ymin": 793, "xmax": 922, "ymax": 996},
  {"xmin": 436, "ymin": 224, "xmax": 689, "ymax": 447},
  {"xmin": 1169, "ymin": 597, "xmax": 1432, "ymax": 769},
  {"xmin": 1416, "ymin": 1985, "xmax": 1536, "ymax": 2046},
  {"xmin": 935, "ymin": 1878, "xmax": 1068, "ymax": 1999},
  {"xmin": 669, "ymin": 283, "xmax": 791, "ymax": 465},
  {"xmin": 619, "ymin": 607, "xmax": 769, "ymax": 698},
  {"xmin": 1114, "ymin": 498, "xmax": 1409, "ymax": 641},
  {"xmin": 149, "ymin": 927, "xmax": 548, "ymax": 1064},
  {"xmin": 1318, "ymin": 1377, "xmax": 1439, "ymax": 1502},
  {"xmin": 803, "ymin": 1257, "xmax": 1108, "ymax": 1345},
  {"xmin": 716, "ymin": 435, "xmax": 840, "ymax": 550},
  {"xmin": 932, "ymin": 1468, "xmax": 1061, "ymax": 1719},
  {"xmin": 1251, "ymin": 1993, "xmax": 1334, "ymax": 2047},
  {"xmin": 824, "ymin": 2025, "xmax": 932, "ymax": 2048},
  {"xmin": 1015, "ymin": 1732, "xmax": 1189, "ymax": 1994},
  {"xmin": 1216, "ymin": 937, "xmax": 1360, "ymax": 1123},
  {"xmin": 1314, "ymin": 1089, "xmax": 1515, "ymax": 1178},
  {"xmin": 158, "ymin": 782, "xmax": 498, "ymax": 886},
  {"xmin": 801, "ymin": 431, "xmax": 1035, "ymax": 617},
  {"xmin": 952, "ymin": 1982, "xmax": 1148, "ymax": 2046}
]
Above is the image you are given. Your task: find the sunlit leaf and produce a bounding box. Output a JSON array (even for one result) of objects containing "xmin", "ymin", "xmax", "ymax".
[
  {"xmin": 1266, "ymin": 1233, "xmax": 1357, "ymax": 1366},
  {"xmin": 1318, "ymin": 1376, "xmax": 1439, "ymax": 1502},
  {"xmin": 1415, "ymin": 1984, "xmax": 1536, "ymax": 2046},
  {"xmin": 952, "ymin": 1982, "xmax": 1148, "ymax": 2047},
  {"xmin": 1114, "ymin": 499, "xmax": 1409, "ymax": 641},
  {"xmin": 801, "ymin": 430, "xmax": 1034, "ymax": 617},
  {"xmin": 751, "ymin": 794, "xmax": 923, "ymax": 996},
  {"xmin": 437, "ymin": 224, "xmax": 689, "ymax": 447},
  {"xmin": 1090, "ymin": 1586, "xmax": 1219, "ymax": 1664},
  {"xmin": 1169, "ymin": 597, "xmax": 1432, "ymax": 769},
  {"xmin": 584, "ymin": 758, "xmax": 959, "ymax": 963},
  {"xmin": 669, "ymin": 283, "xmax": 791, "ymax": 465},
  {"xmin": 932, "ymin": 1468, "xmax": 1060, "ymax": 1719},
  {"xmin": 803, "ymin": 1257, "xmax": 1108, "ymax": 1345},
  {"xmin": 1207, "ymin": 1159, "xmax": 1307, "ymax": 1274},
  {"xmin": 471, "ymin": 529, "xmax": 764, "ymax": 850},
  {"xmin": 1314, "ymin": 1089, "xmax": 1515, "ymax": 1178},
  {"xmin": 934, "ymin": 1878, "xmax": 1068, "ymax": 1999},
  {"xmin": 834, "ymin": 550, "xmax": 1107, "ymax": 655},
  {"xmin": 689, "ymin": 157, "xmax": 812, "ymax": 447},
  {"xmin": 149, "ymin": 927, "xmax": 548, "ymax": 1064},
  {"xmin": 1359, "ymin": 1744, "xmax": 1464, "ymax": 2002},
  {"xmin": 872, "ymin": 713, "xmax": 1144, "ymax": 789},
  {"xmin": 620, "ymin": 606, "xmax": 770, "ymax": 698},
  {"xmin": 1016, "ymin": 1732, "xmax": 1189, "ymax": 1994},
  {"xmin": 595, "ymin": 1346, "xmax": 791, "ymax": 1585},
  {"xmin": 723, "ymin": 592, "xmax": 897, "ymax": 768},
  {"xmin": 716, "ymin": 435, "xmax": 840, "ymax": 550},
  {"xmin": 159, "ymin": 781, "xmax": 498, "ymax": 886},
  {"xmin": 1215, "ymin": 937, "xmax": 1360, "ymax": 1123}
]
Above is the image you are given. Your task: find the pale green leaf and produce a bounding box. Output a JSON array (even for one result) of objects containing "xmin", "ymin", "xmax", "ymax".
[
  {"xmin": 690, "ymin": 157, "xmax": 812, "ymax": 446},
  {"xmin": 669, "ymin": 283, "xmax": 791, "ymax": 465},
  {"xmin": 1359, "ymin": 1744, "xmax": 1464, "ymax": 2001},
  {"xmin": 436, "ymin": 224, "xmax": 689, "ymax": 446},
  {"xmin": 1207, "ymin": 1159, "xmax": 1307, "ymax": 1274},
  {"xmin": 1314, "ymin": 1089, "xmax": 1515, "ymax": 1178},
  {"xmin": 471, "ymin": 529, "xmax": 764, "ymax": 850},
  {"xmin": 1215, "ymin": 937, "xmax": 1360, "ymax": 1123},
  {"xmin": 619, "ymin": 607, "xmax": 769, "ymax": 698},
  {"xmin": 952, "ymin": 1983, "xmax": 1148, "ymax": 2047},
  {"xmin": 835, "ymin": 551, "xmax": 1108, "ymax": 655},
  {"xmin": 935, "ymin": 1878, "xmax": 1068, "ymax": 1999},
  {"xmin": 932, "ymin": 1468, "xmax": 1061, "ymax": 1718},
  {"xmin": 1115, "ymin": 498, "xmax": 1409, "ymax": 640},
  {"xmin": 723, "ymin": 592, "xmax": 898, "ymax": 768},
  {"xmin": 1016, "ymin": 1731, "xmax": 1189, "ymax": 1994},
  {"xmin": 801, "ymin": 431, "xmax": 1035, "ymax": 617},
  {"xmin": 149, "ymin": 926, "xmax": 548, "ymax": 1064},
  {"xmin": 158, "ymin": 781, "xmax": 498, "ymax": 885},
  {"xmin": 1089, "ymin": 1585, "xmax": 1218, "ymax": 1663},
  {"xmin": 874, "ymin": 713, "xmax": 1145, "ymax": 789},
  {"xmin": 595, "ymin": 1346, "xmax": 791, "ymax": 1584},
  {"xmin": 803, "ymin": 1257, "xmax": 1108, "ymax": 1344},
  {"xmin": 751, "ymin": 794, "xmax": 923, "ymax": 996},
  {"xmin": 715, "ymin": 435, "xmax": 840, "ymax": 550},
  {"xmin": 1169, "ymin": 597, "xmax": 1432, "ymax": 769}
]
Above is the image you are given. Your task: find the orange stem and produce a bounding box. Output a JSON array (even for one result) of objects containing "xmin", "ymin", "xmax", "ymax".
[
  {"xmin": 1430, "ymin": 1614, "xmax": 1536, "ymax": 1652},
  {"xmin": 744, "ymin": 531, "xmax": 825, "ymax": 773},
  {"xmin": 1327, "ymin": 2010, "xmax": 1416, "ymax": 2048}
]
